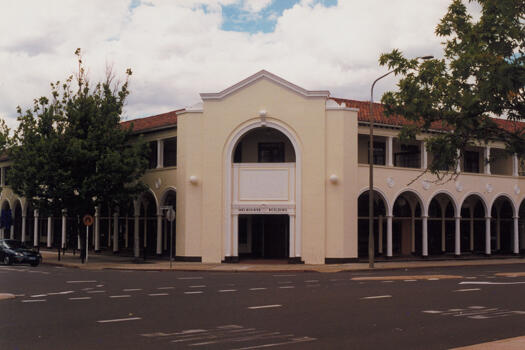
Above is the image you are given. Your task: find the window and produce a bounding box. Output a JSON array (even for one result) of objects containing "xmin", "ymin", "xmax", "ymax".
[
  {"xmin": 148, "ymin": 141, "xmax": 157, "ymax": 169},
  {"xmin": 3, "ymin": 167, "xmax": 10, "ymax": 186},
  {"xmin": 233, "ymin": 142, "xmax": 243, "ymax": 163},
  {"xmin": 394, "ymin": 144, "xmax": 420, "ymax": 168},
  {"xmin": 163, "ymin": 137, "xmax": 177, "ymax": 167},
  {"xmin": 258, "ymin": 142, "xmax": 284, "ymax": 163},
  {"xmin": 464, "ymin": 151, "xmax": 480, "ymax": 173},
  {"xmin": 367, "ymin": 142, "xmax": 386, "ymax": 165}
]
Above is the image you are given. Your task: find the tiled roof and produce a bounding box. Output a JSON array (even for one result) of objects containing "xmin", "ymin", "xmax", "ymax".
[
  {"xmin": 330, "ymin": 98, "xmax": 524, "ymax": 134},
  {"xmin": 121, "ymin": 109, "xmax": 182, "ymax": 133}
]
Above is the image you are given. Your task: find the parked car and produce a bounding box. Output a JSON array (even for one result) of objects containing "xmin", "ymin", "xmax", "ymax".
[{"xmin": 0, "ymin": 239, "xmax": 42, "ymax": 266}]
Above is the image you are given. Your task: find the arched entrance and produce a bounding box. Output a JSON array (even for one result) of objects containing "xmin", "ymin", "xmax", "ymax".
[
  {"xmin": 357, "ymin": 190, "xmax": 387, "ymax": 258},
  {"xmin": 428, "ymin": 193, "xmax": 456, "ymax": 255},
  {"xmin": 225, "ymin": 120, "xmax": 301, "ymax": 262},
  {"xmin": 0, "ymin": 200, "xmax": 12, "ymax": 240},
  {"xmin": 491, "ymin": 196, "xmax": 515, "ymax": 254},
  {"xmin": 13, "ymin": 200, "xmax": 22, "ymax": 241},
  {"xmin": 140, "ymin": 191, "xmax": 158, "ymax": 258},
  {"xmin": 460, "ymin": 194, "xmax": 488, "ymax": 254},
  {"xmin": 392, "ymin": 191, "xmax": 424, "ymax": 256},
  {"xmin": 160, "ymin": 188, "xmax": 176, "ymax": 256}
]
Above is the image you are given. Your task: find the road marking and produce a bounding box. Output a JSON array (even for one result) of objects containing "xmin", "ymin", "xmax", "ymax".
[
  {"xmin": 96, "ymin": 284, "xmax": 104, "ymax": 287},
  {"xmin": 230, "ymin": 336, "xmax": 316, "ymax": 349},
  {"xmin": 460, "ymin": 281, "xmax": 525, "ymax": 285},
  {"xmin": 47, "ymin": 291, "xmax": 74, "ymax": 295},
  {"xmin": 305, "ymin": 280, "xmax": 318, "ymax": 283},
  {"xmin": 123, "ymin": 288, "xmax": 142, "ymax": 292},
  {"xmin": 148, "ymin": 293, "xmax": 169, "ymax": 296},
  {"xmin": 14, "ymin": 294, "xmax": 25, "ymax": 297},
  {"xmin": 69, "ymin": 297, "xmax": 91, "ymax": 300},
  {"xmin": 279, "ymin": 286, "xmax": 295, "ymax": 289},
  {"xmin": 31, "ymin": 294, "xmax": 47, "ymax": 298},
  {"xmin": 22, "ymin": 299, "xmax": 46, "ymax": 303},
  {"xmin": 428, "ymin": 278, "xmax": 440, "ymax": 281},
  {"xmin": 361, "ymin": 295, "xmax": 392, "ymax": 300},
  {"xmin": 423, "ymin": 310, "xmax": 442, "ymax": 314},
  {"xmin": 82, "ymin": 287, "xmax": 94, "ymax": 291},
  {"xmin": 249, "ymin": 288, "xmax": 267, "ymax": 291},
  {"xmin": 67, "ymin": 280, "xmax": 97, "ymax": 284},
  {"xmin": 218, "ymin": 289, "xmax": 237, "ymax": 293},
  {"xmin": 189, "ymin": 285, "xmax": 206, "ymax": 288},
  {"xmin": 97, "ymin": 317, "xmax": 141, "ymax": 323},
  {"xmin": 87, "ymin": 290, "xmax": 106, "ymax": 294},
  {"xmin": 110, "ymin": 295, "xmax": 131, "ymax": 298},
  {"xmin": 353, "ymin": 275, "xmax": 461, "ymax": 281},
  {"xmin": 248, "ymin": 304, "xmax": 282, "ymax": 310},
  {"xmin": 184, "ymin": 291, "xmax": 203, "ymax": 295},
  {"xmin": 277, "ymin": 281, "xmax": 293, "ymax": 284},
  {"xmin": 178, "ymin": 277, "xmax": 203, "ymax": 280},
  {"xmin": 157, "ymin": 287, "xmax": 175, "ymax": 290},
  {"xmin": 381, "ymin": 281, "xmax": 394, "ymax": 283},
  {"xmin": 454, "ymin": 288, "xmax": 481, "ymax": 292}
]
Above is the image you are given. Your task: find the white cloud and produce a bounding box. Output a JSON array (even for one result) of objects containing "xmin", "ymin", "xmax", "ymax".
[
  {"xmin": 241, "ymin": 0, "xmax": 273, "ymax": 12},
  {"xmin": 0, "ymin": 0, "xmax": 453, "ymax": 127}
]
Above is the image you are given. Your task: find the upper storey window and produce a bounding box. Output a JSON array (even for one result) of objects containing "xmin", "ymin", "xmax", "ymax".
[
  {"xmin": 394, "ymin": 144, "xmax": 420, "ymax": 168},
  {"xmin": 464, "ymin": 151, "xmax": 480, "ymax": 173},
  {"xmin": 148, "ymin": 141, "xmax": 157, "ymax": 169},
  {"xmin": 233, "ymin": 127, "xmax": 295, "ymax": 163},
  {"xmin": 163, "ymin": 137, "xmax": 177, "ymax": 167}
]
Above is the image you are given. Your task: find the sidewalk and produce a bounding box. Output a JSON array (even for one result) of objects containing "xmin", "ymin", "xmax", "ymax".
[{"xmin": 38, "ymin": 249, "xmax": 525, "ymax": 273}]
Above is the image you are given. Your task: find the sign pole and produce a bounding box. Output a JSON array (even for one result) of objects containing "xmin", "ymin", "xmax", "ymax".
[
  {"xmin": 85, "ymin": 225, "xmax": 89, "ymax": 264},
  {"xmin": 170, "ymin": 220, "xmax": 173, "ymax": 269}
]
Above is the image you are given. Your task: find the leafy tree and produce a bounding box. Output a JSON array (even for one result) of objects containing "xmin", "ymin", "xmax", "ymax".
[
  {"xmin": 9, "ymin": 49, "xmax": 148, "ymax": 253},
  {"xmin": 380, "ymin": 0, "xmax": 524, "ymax": 179}
]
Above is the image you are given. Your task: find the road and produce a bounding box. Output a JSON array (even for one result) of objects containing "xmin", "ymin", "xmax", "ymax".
[{"xmin": 3, "ymin": 263, "xmax": 525, "ymax": 349}]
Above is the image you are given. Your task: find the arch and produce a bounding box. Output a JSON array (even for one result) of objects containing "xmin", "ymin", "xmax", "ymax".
[
  {"xmin": 426, "ymin": 190, "xmax": 459, "ymax": 217},
  {"xmin": 1, "ymin": 198, "xmax": 12, "ymax": 210},
  {"xmin": 392, "ymin": 188, "xmax": 426, "ymax": 217},
  {"xmin": 488, "ymin": 193, "xmax": 517, "ymax": 218},
  {"xmin": 223, "ymin": 117, "xmax": 302, "ymax": 260},
  {"xmin": 459, "ymin": 192, "xmax": 488, "ymax": 216},
  {"xmin": 140, "ymin": 188, "xmax": 159, "ymax": 214},
  {"xmin": 358, "ymin": 187, "xmax": 391, "ymax": 218},
  {"xmin": 159, "ymin": 186, "xmax": 177, "ymax": 207}
]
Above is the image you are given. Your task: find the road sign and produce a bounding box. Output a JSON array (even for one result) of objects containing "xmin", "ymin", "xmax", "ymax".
[
  {"xmin": 83, "ymin": 214, "xmax": 94, "ymax": 226},
  {"xmin": 166, "ymin": 208, "xmax": 175, "ymax": 222}
]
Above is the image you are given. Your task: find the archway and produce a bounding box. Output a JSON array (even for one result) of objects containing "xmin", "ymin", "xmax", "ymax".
[
  {"xmin": 491, "ymin": 196, "xmax": 515, "ymax": 254},
  {"xmin": 392, "ymin": 191, "xmax": 423, "ymax": 256},
  {"xmin": 140, "ymin": 191, "xmax": 158, "ymax": 258},
  {"xmin": 460, "ymin": 194, "xmax": 487, "ymax": 254},
  {"xmin": 0, "ymin": 200, "xmax": 11, "ymax": 240},
  {"xmin": 13, "ymin": 200, "xmax": 22, "ymax": 241},
  {"xmin": 160, "ymin": 188, "xmax": 176, "ymax": 256},
  {"xmin": 226, "ymin": 121, "xmax": 300, "ymax": 262},
  {"xmin": 357, "ymin": 190, "xmax": 388, "ymax": 258},
  {"xmin": 428, "ymin": 193, "xmax": 456, "ymax": 255}
]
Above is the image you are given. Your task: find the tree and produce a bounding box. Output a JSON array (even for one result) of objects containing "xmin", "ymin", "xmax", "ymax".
[
  {"xmin": 9, "ymin": 49, "xmax": 148, "ymax": 255},
  {"xmin": 379, "ymin": 0, "xmax": 524, "ymax": 179}
]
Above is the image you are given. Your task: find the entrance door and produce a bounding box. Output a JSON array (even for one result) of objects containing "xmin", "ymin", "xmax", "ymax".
[{"xmin": 239, "ymin": 215, "xmax": 289, "ymax": 259}]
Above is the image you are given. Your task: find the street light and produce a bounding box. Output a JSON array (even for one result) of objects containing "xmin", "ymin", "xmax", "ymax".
[{"xmin": 368, "ymin": 55, "xmax": 433, "ymax": 268}]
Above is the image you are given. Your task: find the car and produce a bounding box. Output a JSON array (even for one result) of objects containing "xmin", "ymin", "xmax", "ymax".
[{"xmin": 0, "ymin": 239, "xmax": 42, "ymax": 267}]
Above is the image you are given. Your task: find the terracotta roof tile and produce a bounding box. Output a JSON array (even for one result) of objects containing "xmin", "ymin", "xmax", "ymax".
[{"xmin": 121, "ymin": 109, "xmax": 182, "ymax": 133}]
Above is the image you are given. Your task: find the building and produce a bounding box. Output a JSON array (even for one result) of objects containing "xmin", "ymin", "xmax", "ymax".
[{"xmin": 1, "ymin": 70, "xmax": 525, "ymax": 264}]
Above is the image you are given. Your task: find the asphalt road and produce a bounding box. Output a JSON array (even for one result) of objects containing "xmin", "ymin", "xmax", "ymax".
[{"xmin": 3, "ymin": 263, "xmax": 525, "ymax": 350}]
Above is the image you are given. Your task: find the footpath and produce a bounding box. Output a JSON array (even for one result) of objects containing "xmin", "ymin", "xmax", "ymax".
[{"xmin": 39, "ymin": 249, "xmax": 525, "ymax": 273}]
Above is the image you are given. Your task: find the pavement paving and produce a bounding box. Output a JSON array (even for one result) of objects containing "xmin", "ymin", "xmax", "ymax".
[{"xmin": 38, "ymin": 249, "xmax": 525, "ymax": 273}]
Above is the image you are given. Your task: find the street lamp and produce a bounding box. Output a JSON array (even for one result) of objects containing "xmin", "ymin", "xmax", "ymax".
[{"xmin": 368, "ymin": 55, "xmax": 433, "ymax": 268}]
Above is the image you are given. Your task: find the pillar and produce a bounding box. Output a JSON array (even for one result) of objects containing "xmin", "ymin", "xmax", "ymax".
[
  {"xmin": 157, "ymin": 139, "xmax": 164, "ymax": 169},
  {"xmin": 456, "ymin": 149, "xmax": 461, "ymax": 173},
  {"xmin": 513, "ymin": 154, "xmax": 519, "ymax": 177},
  {"xmin": 441, "ymin": 215, "xmax": 446, "ymax": 252},
  {"xmin": 455, "ymin": 216, "xmax": 461, "ymax": 255},
  {"xmin": 21, "ymin": 215, "xmax": 26, "ymax": 243},
  {"xmin": 10, "ymin": 225, "xmax": 14, "ymax": 240},
  {"xmin": 46, "ymin": 216, "xmax": 52, "ymax": 248},
  {"xmin": 422, "ymin": 216, "xmax": 428, "ymax": 256},
  {"xmin": 387, "ymin": 215, "xmax": 393, "ymax": 257},
  {"xmin": 484, "ymin": 147, "xmax": 491, "ymax": 175},
  {"xmin": 33, "ymin": 209, "xmax": 39, "ymax": 247},
  {"xmin": 378, "ymin": 215, "xmax": 383, "ymax": 254},
  {"xmin": 232, "ymin": 214, "xmax": 239, "ymax": 258},
  {"xmin": 485, "ymin": 217, "xmax": 491, "ymax": 255},
  {"xmin": 143, "ymin": 203, "xmax": 148, "ymax": 248},
  {"xmin": 94, "ymin": 207, "xmax": 100, "ymax": 252},
  {"xmin": 125, "ymin": 216, "xmax": 129, "ymax": 249},
  {"xmin": 386, "ymin": 136, "xmax": 393, "ymax": 167},
  {"xmin": 410, "ymin": 213, "xmax": 415, "ymax": 253},
  {"xmin": 107, "ymin": 210, "xmax": 112, "ymax": 248},
  {"xmin": 61, "ymin": 210, "xmax": 66, "ymax": 249},
  {"xmin": 134, "ymin": 203, "xmax": 140, "ymax": 258},
  {"xmin": 469, "ymin": 209, "xmax": 474, "ymax": 251},
  {"xmin": 421, "ymin": 141, "xmax": 427, "ymax": 169},
  {"xmin": 496, "ymin": 210, "xmax": 501, "ymax": 251},
  {"xmin": 113, "ymin": 211, "xmax": 119, "ymax": 253},
  {"xmin": 289, "ymin": 214, "xmax": 296, "ymax": 258},
  {"xmin": 514, "ymin": 216, "xmax": 519, "ymax": 254},
  {"xmin": 156, "ymin": 213, "xmax": 162, "ymax": 255}
]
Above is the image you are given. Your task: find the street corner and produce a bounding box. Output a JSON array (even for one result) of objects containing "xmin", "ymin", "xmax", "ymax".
[{"xmin": 0, "ymin": 293, "xmax": 16, "ymax": 301}]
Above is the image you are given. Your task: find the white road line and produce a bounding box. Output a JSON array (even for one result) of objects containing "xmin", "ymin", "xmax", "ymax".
[
  {"xmin": 31, "ymin": 294, "xmax": 47, "ymax": 298},
  {"xmin": 47, "ymin": 291, "xmax": 74, "ymax": 295},
  {"xmin": 123, "ymin": 288, "xmax": 142, "ymax": 292},
  {"xmin": 454, "ymin": 288, "xmax": 481, "ymax": 292},
  {"xmin": 189, "ymin": 285, "xmax": 206, "ymax": 288},
  {"xmin": 69, "ymin": 297, "xmax": 91, "ymax": 300},
  {"xmin": 87, "ymin": 290, "xmax": 106, "ymax": 294},
  {"xmin": 305, "ymin": 280, "xmax": 319, "ymax": 283},
  {"xmin": 97, "ymin": 317, "xmax": 141, "ymax": 323},
  {"xmin": 248, "ymin": 304, "xmax": 282, "ymax": 310},
  {"xmin": 110, "ymin": 295, "xmax": 131, "ymax": 298},
  {"xmin": 277, "ymin": 281, "xmax": 293, "ymax": 284},
  {"xmin": 361, "ymin": 295, "xmax": 392, "ymax": 300},
  {"xmin": 249, "ymin": 288, "xmax": 267, "ymax": 291},
  {"xmin": 279, "ymin": 286, "xmax": 295, "ymax": 289},
  {"xmin": 22, "ymin": 299, "xmax": 46, "ymax": 303},
  {"xmin": 66, "ymin": 280, "xmax": 97, "ymax": 284},
  {"xmin": 428, "ymin": 278, "xmax": 440, "ymax": 281},
  {"xmin": 423, "ymin": 310, "xmax": 442, "ymax": 314},
  {"xmin": 460, "ymin": 281, "xmax": 525, "ymax": 285},
  {"xmin": 157, "ymin": 287, "xmax": 175, "ymax": 290},
  {"xmin": 178, "ymin": 277, "xmax": 203, "ymax": 280},
  {"xmin": 96, "ymin": 284, "xmax": 104, "ymax": 287},
  {"xmin": 148, "ymin": 293, "xmax": 169, "ymax": 296},
  {"xmin": 218, "ymin": 289, "xmax": 237, "ymax": 293},
  {"xmin": 184, "ymin": 291, "xmax": 203, "ymax": 295}
]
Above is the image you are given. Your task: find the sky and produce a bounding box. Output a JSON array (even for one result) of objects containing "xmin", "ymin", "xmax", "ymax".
[{"xmin": 0, "ymin": 0, "xmax": 472, "ymax": 127}]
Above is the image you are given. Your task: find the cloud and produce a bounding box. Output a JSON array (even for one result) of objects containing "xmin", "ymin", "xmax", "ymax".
[{"xmin": 0, "ymin": 0, "xmax": 453, "ymax": 127}]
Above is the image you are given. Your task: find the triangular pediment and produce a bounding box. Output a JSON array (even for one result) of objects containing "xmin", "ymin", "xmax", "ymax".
[{"xmin": 200, "ymin": 70, "xmax": 330, "ymax": 100}]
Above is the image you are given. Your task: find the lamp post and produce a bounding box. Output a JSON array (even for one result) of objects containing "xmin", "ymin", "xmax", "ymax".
[{"xmin": 368, "ymin": 55, "xmax": 433, "ymax": 268}]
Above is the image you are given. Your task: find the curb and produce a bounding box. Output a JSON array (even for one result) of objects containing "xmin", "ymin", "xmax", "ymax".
[{"xmin": 0, "ymin": 293, "xmax": 15, "ymax": 300}]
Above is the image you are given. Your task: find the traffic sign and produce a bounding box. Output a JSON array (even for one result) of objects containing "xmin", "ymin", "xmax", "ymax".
[{"xmin": 83, "ymin": 214, "xmax": 94, "ymax": 226}]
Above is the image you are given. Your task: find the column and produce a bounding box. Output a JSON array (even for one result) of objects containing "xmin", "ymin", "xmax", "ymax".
[
  {"xmin": 386, "ymin": 215, "xmax": 393, "ymax": 257},
  {"xmin": 107, "ymin": 210, "xmax": 112, "ymax": 248},
  {"xmin": 422, "ymin": 216, "xmax": 428, "ymax": 256},
  {"xmin": 46, "ymin": 216, "xmax": 52, "ymax": 248},
  {"xmin": 386, "ymin": 136, "xmax": 393, "ymax": 167},
  {"xmin": 134, "ymin": 204, "xmax": 140, "ymax": 258},
  {"xmin": 289, "ymin": 214, "xmax": 296, "ymax": 258},
  {"xmin": 410, "ymin": 212, "xmax": 415, "ymax": 253},
  {"xmin": 513, "ymin": 154, "xmax": 519, "ymax": 177},
  {"xmin": 94, "ymin": 207, "xmax": 100, "ymax": 252},
  {"xmin": 163, "ymin": 217, "xmax": 167, "ymax": 250},
  {"xmin": 456, "ymin": 149, "xmax": 461, "ymax": 173},
  {"xmin": 232, "ymin": 214, "xmax": 239, "ymax": 258},
  {"xmin": 455, "ymin": 216, "xmax": 461, "ymax": 255},
  {"xmin": 156, "ymin": 213, "xmax": 162, "ymax": 255},
  {"xmin": 378, "ymin": 215, "xmax": 383, "ymax": 254},
  {"xmin": 113, "ymin": 211, "xmax": 119, "ymax": 253},
  {"xmin": 469, "ymin": 210, "xmax": 474, "ymax": 251},
  {"xmin": 10, "ymin": 225, "xmax": 14, "ymax": 240},
  {"xmin": 61, "ymin": 210, "xmax": 67, "ymax": 249},
  {"xmin": 143, "ymin": 203, "xmax": 148, "ymax": 248},
  {"xmin": 421, "ymin": 141, "xmax": 427, "ymax": 169},
  {"xmin": 485, "ymin": 217, "xmax": 491, "ymax": 255},
  {"xmin": 441, "ymin": 215, "xmax": 446, "ymax": 252},
  {"xmin": 125, "ymin": 216, "xmax": 129, "ymax": 249},
  {"xmin": 157, "ymin": 139, "xmax": 164, "ymax": 169},
  {"xmin": 484, "ymin": 146, "xmax": 491, "ymax": 175},
  {"xmin": 496, "ymin": 212, "xmax": 501, "ymax": 251},
  {"xmin": 33, "ymin": 210, "xmax": 39, "ymax": 247},
  {"xmin": 21, "ymin": 215, "xmax": 26, "ymax": 243},
  {"xmin": 514, "ymin": 216, "xmax": 519, "ymax": 254}
]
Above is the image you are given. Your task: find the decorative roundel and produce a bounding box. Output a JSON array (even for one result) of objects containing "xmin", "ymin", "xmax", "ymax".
[
  {"xmin": 455, "ymin": 181, "xmax": 463, "ymax": 192},
  {"xmin": 386, "ymin": 177, "xmax": 395, "ymax": 188},
  {"xmin": 422, "ymin": 180, "xmax": 430, "ymax": 190},
  {"xmin": 514, "ymin": 184, "xmax": 521, "ymax": 195},
  {"xmin": 485, "ymin": 183, "xmax": 493, "ymax": 193}
]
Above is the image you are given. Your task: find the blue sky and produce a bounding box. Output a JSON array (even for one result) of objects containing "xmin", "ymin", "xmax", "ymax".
[{"xmin": 220, "ymin": 0, "xmax": 337, "ymax": 33}]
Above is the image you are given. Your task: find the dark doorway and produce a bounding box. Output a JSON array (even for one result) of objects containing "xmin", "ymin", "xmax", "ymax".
[{"xmin": 239, "ymin": 215, "xmax": 289, "ymax": 260}]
